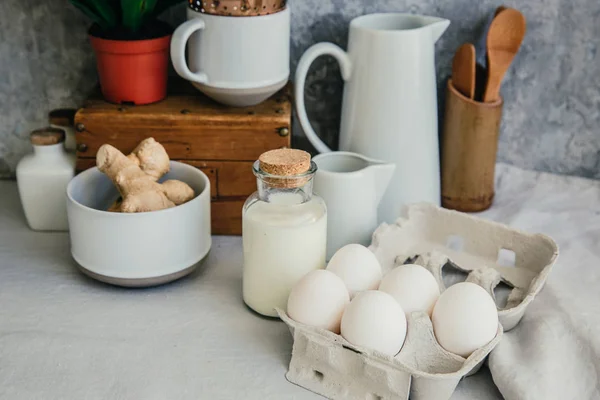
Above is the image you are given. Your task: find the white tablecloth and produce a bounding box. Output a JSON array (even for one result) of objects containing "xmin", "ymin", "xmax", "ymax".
[{"xmin": 0, "ymin": 163, "xmax": 598, "ymax": 399}]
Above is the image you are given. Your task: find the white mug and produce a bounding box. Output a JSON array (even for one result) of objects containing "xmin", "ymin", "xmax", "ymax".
[{"xmin": 171, "ymin": 7, "xmax": 290, "ymax": 107}]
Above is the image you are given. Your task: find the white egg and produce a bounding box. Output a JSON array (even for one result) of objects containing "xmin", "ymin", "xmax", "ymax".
[
  {"xmin": 287, "ymin": 270, "xmax": 350, "ymax": 333},
  {"xmin": 340, "ymin": 290, "xmax": 407, "ymax": 356},
  {"xmin": 432, "ymin": 282, "xmax": 499, "ymax": 357},
  {"xmin": 378, "ymin": 264, "xmax": 440, "ymax": 316},
  {"xmin": 326, "ymin": 244, "xmax": 382, "ymax": 298}
]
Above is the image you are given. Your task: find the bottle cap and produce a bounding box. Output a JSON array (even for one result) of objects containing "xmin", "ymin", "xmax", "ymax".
[{"xmin": 30, "ymin": 127, "xmax": 66, "ymax": 146}]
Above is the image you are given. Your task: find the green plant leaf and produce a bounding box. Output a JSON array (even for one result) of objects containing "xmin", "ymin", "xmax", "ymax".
[
  {"xmin": 70, "ymin": 0, "xmax": 109, "ymax": 29},
  {"xmin": 121, "ymin": 0, "xmax": 159, "ymax": 32},
  {"xmin": 107, "ymin": 0, "xmax": 122, "ymax": 24},
  {"xmin": 151, "ymin": 0, "xmax": 185, "ymax": 18},
  {"xmin": 85, "ymin": 0, "xmax": 118, "ymax": 28},
  {"xmin": 121, "ymin": 0, "xmax": 141, "ymax": 32},
  {"xmin": 142, "ymin": 0, "xmax": 159, "ymax": 20}
]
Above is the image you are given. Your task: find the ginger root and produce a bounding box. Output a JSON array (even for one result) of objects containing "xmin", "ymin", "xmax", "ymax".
[
  {"xmin": 126, "ymin": 137, "xmax": 170, "ymax": 181},
  {"xmin": 97, "ymin": 143, "xmax": 195, "ymax": 213},
  {"xmin": 107, "ymin": 138, "xmax": 171, "ymax": 211}
]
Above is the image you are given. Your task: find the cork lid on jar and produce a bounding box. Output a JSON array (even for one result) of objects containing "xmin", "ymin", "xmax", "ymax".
[
  {"xmin": 48, "ymin": 109, "xmax": 77, "ymax": 127},
  {"xmin": 258, "ymin": 148, "xmax": 312, "ymax": 188},
  {"xmin": 30, "ymin": 127, "xmax": 66, "ymax": 146}
]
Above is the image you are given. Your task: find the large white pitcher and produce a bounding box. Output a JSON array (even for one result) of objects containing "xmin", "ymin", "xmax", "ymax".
[{"xmin": 296, "ymin": 13, "xmax": 450, "ymax": 224}]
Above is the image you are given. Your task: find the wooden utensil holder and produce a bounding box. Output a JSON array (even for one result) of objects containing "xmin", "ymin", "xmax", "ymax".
[{"xmin": 441, "ymin": 79, "xmax": 503, "ymax": 212}]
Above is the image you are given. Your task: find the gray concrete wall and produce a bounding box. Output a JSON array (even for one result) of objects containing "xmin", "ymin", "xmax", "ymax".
[{"xmin": 1, "ymin": 0, "xmax": 598, "ymax": 179}]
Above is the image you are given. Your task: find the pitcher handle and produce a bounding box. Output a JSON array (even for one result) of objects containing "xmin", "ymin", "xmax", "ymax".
[
  {"xmin": 171, "ymin": 18, "xmax": 209, "ymax": 84},
  {"xmin": 295, "ymin": 43, "xmax": 352, "ymax": 153}
]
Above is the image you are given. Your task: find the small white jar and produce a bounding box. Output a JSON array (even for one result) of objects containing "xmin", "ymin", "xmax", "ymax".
[{"xmin": 16, "ymin": 127, "xmax": 75, "ymax": 231}]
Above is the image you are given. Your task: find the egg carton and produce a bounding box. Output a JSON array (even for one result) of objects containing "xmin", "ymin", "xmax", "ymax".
[
  {"xmin": 371, "ymin": 203, "xmax": 558, "ymax": 331},
  {"xmin": 278, "ymin": 309, "xmax": 502, "ymax": 400},
  {"xmin": 278, "ymin": 203, "xmax": 558, "ymax": 400}
]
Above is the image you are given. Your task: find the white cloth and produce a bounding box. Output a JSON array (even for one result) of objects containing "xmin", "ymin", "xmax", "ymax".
[
  {"xmin": 0, "ymin": 163, "xmax": 599, "ymax": 399},
  {"xmin": 478, "ymin": 164, "xmax": 600, "ymax": 400}
]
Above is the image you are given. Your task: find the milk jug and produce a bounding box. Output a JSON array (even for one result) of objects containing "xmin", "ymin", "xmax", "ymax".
[
  {"xmin": 295, "ymin": 13, "xmax": 450, "ymax": 224},
  {"xmin": 242, "ymin": 149, "xmax": 327, "ymax": 317},
  {"xmin": 313, "ymin": 152, "xmax": 395, "ymax": 260}
]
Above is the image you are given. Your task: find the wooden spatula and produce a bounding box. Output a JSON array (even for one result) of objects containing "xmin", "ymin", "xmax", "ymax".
[
  {"xmin": 483, "ymin": 8, "xmax": 526, "ymax": 102},
  {"xmin": 452, "ymin": 43, "xmax": 476, "ymax": 99}
]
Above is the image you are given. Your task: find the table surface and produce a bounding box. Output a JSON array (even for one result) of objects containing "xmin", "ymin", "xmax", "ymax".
[
  {"xmin": 4, "ymin": 162, "xmax": 598, "ymax": 400},
  {"xmin": 0, "ymin": 179, "xmax": 502, "ymax": 400}
]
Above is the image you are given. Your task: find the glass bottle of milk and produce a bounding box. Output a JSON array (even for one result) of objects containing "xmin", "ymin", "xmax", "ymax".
[{"xmin": 243, "ymin": 149, "xmax": 327, "ymax": 317}]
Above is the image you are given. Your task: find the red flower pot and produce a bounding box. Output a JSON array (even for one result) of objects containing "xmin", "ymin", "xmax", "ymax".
[{"xmin": 90, "ymin": 34, "xmax": 171, "ymax": 105}]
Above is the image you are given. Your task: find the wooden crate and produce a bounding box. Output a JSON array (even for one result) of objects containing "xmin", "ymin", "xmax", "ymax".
[{"xmin": 74, "ymin": 81, "xmax": 292, "ymax": 235}]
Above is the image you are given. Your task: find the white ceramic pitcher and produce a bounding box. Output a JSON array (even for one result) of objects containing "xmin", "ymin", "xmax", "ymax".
[
  {"xmin": 296, "ymin": 13, "xmax": 450, "ymax": 224},
  {"xmin": 313, "ymin": 152, "xmax": 395, "ymax": 260}
]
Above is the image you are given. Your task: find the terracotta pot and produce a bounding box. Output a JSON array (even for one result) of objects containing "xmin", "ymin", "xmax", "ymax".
[{"xmin": 89, "ymin": 34, "xmax": 171, "ymax": 105}]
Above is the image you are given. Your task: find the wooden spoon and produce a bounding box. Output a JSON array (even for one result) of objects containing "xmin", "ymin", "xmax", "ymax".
[
  {"xmin": 452, "ymin": 43, "xmax": 476, "ymax": 99},
  {"xmin": 475, "ymin": 6, "xmax": 508, "ymax": 67},
  {"xmin": 483, "ymin": 8, "xmax": 526, "ymax": 102},
  {"xmin": 473, "ymin": 6, "xmax": 508, "ymax": 101}
]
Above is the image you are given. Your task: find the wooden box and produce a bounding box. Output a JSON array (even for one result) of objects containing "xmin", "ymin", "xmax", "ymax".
[{"xmin": 74, "ymin": 81, "xmax": 292, "ymax": 235}]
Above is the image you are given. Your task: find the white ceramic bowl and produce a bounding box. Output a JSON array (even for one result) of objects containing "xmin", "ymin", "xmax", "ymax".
[{"xmin": 66, "ymin": 161, "xmax": 211, "ymax": 287}]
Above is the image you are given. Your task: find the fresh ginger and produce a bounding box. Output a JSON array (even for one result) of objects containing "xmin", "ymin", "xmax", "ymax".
[
  {"xmin": 97, "ymin": 142, "xmax": 195, "ymax": 213},
  {"xmin": 126, "ymin": 137, "xmax": 170, "ymax": 181},
  {"xmin": 107, "ymin": 138, "xmax": 171, "ymax": 211}
]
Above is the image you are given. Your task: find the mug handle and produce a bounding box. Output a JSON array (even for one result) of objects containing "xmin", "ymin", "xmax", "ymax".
[
  {"xmin": 295, "ymin": 43, "xmax": 352, "ymax": 153},
  {"xmin": 171, "ymin": 19, "xmax": 209, "ymax": 84}
]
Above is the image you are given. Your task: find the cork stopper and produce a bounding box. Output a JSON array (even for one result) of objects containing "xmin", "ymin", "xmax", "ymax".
[
  {"xmin": 30, "ymin": 127, "xmax": 66, "ymax": 146},
  {"xmin": 258, "ymin": 149, "xmax": 312, "ymax": 188},
  {"xmin": 259, "ymin": 149, "xmax": 310, "ymax": 175},
  {"xmin": 48, "ymin": 109, "xmax": 76, "ymax": 127}
]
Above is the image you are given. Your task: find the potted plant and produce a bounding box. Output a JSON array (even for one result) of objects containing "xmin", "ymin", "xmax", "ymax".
[{"xmin": 70, "ymin": 0, "xmax": 184, "ymax": 105}]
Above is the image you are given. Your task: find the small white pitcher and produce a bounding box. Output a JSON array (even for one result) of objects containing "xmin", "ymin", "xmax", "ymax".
[{"xmin": 313, "ymin": 152, "xmax": 395, "ymax": 260}]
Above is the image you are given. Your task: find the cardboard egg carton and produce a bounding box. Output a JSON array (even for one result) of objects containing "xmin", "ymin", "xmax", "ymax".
[
  {"xmin": 371, "ymin": 203, "xmax": 559, "ymax": 331},
  {"xmin": 278, "ymin": 203, "xmax": 558, "ymax": 399},
  {"xmin": 279, "ymin": 309, "xmax": 502, "ymax": 400}
]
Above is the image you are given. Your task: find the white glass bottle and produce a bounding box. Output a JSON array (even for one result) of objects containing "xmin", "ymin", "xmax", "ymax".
[
  {"xmin": 242, "ymin": 149, "xmax": 327, "ymax": 317},
  {"xmin": 16, "ymin": 127, "xmax": 75, "ymax": 231}
]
